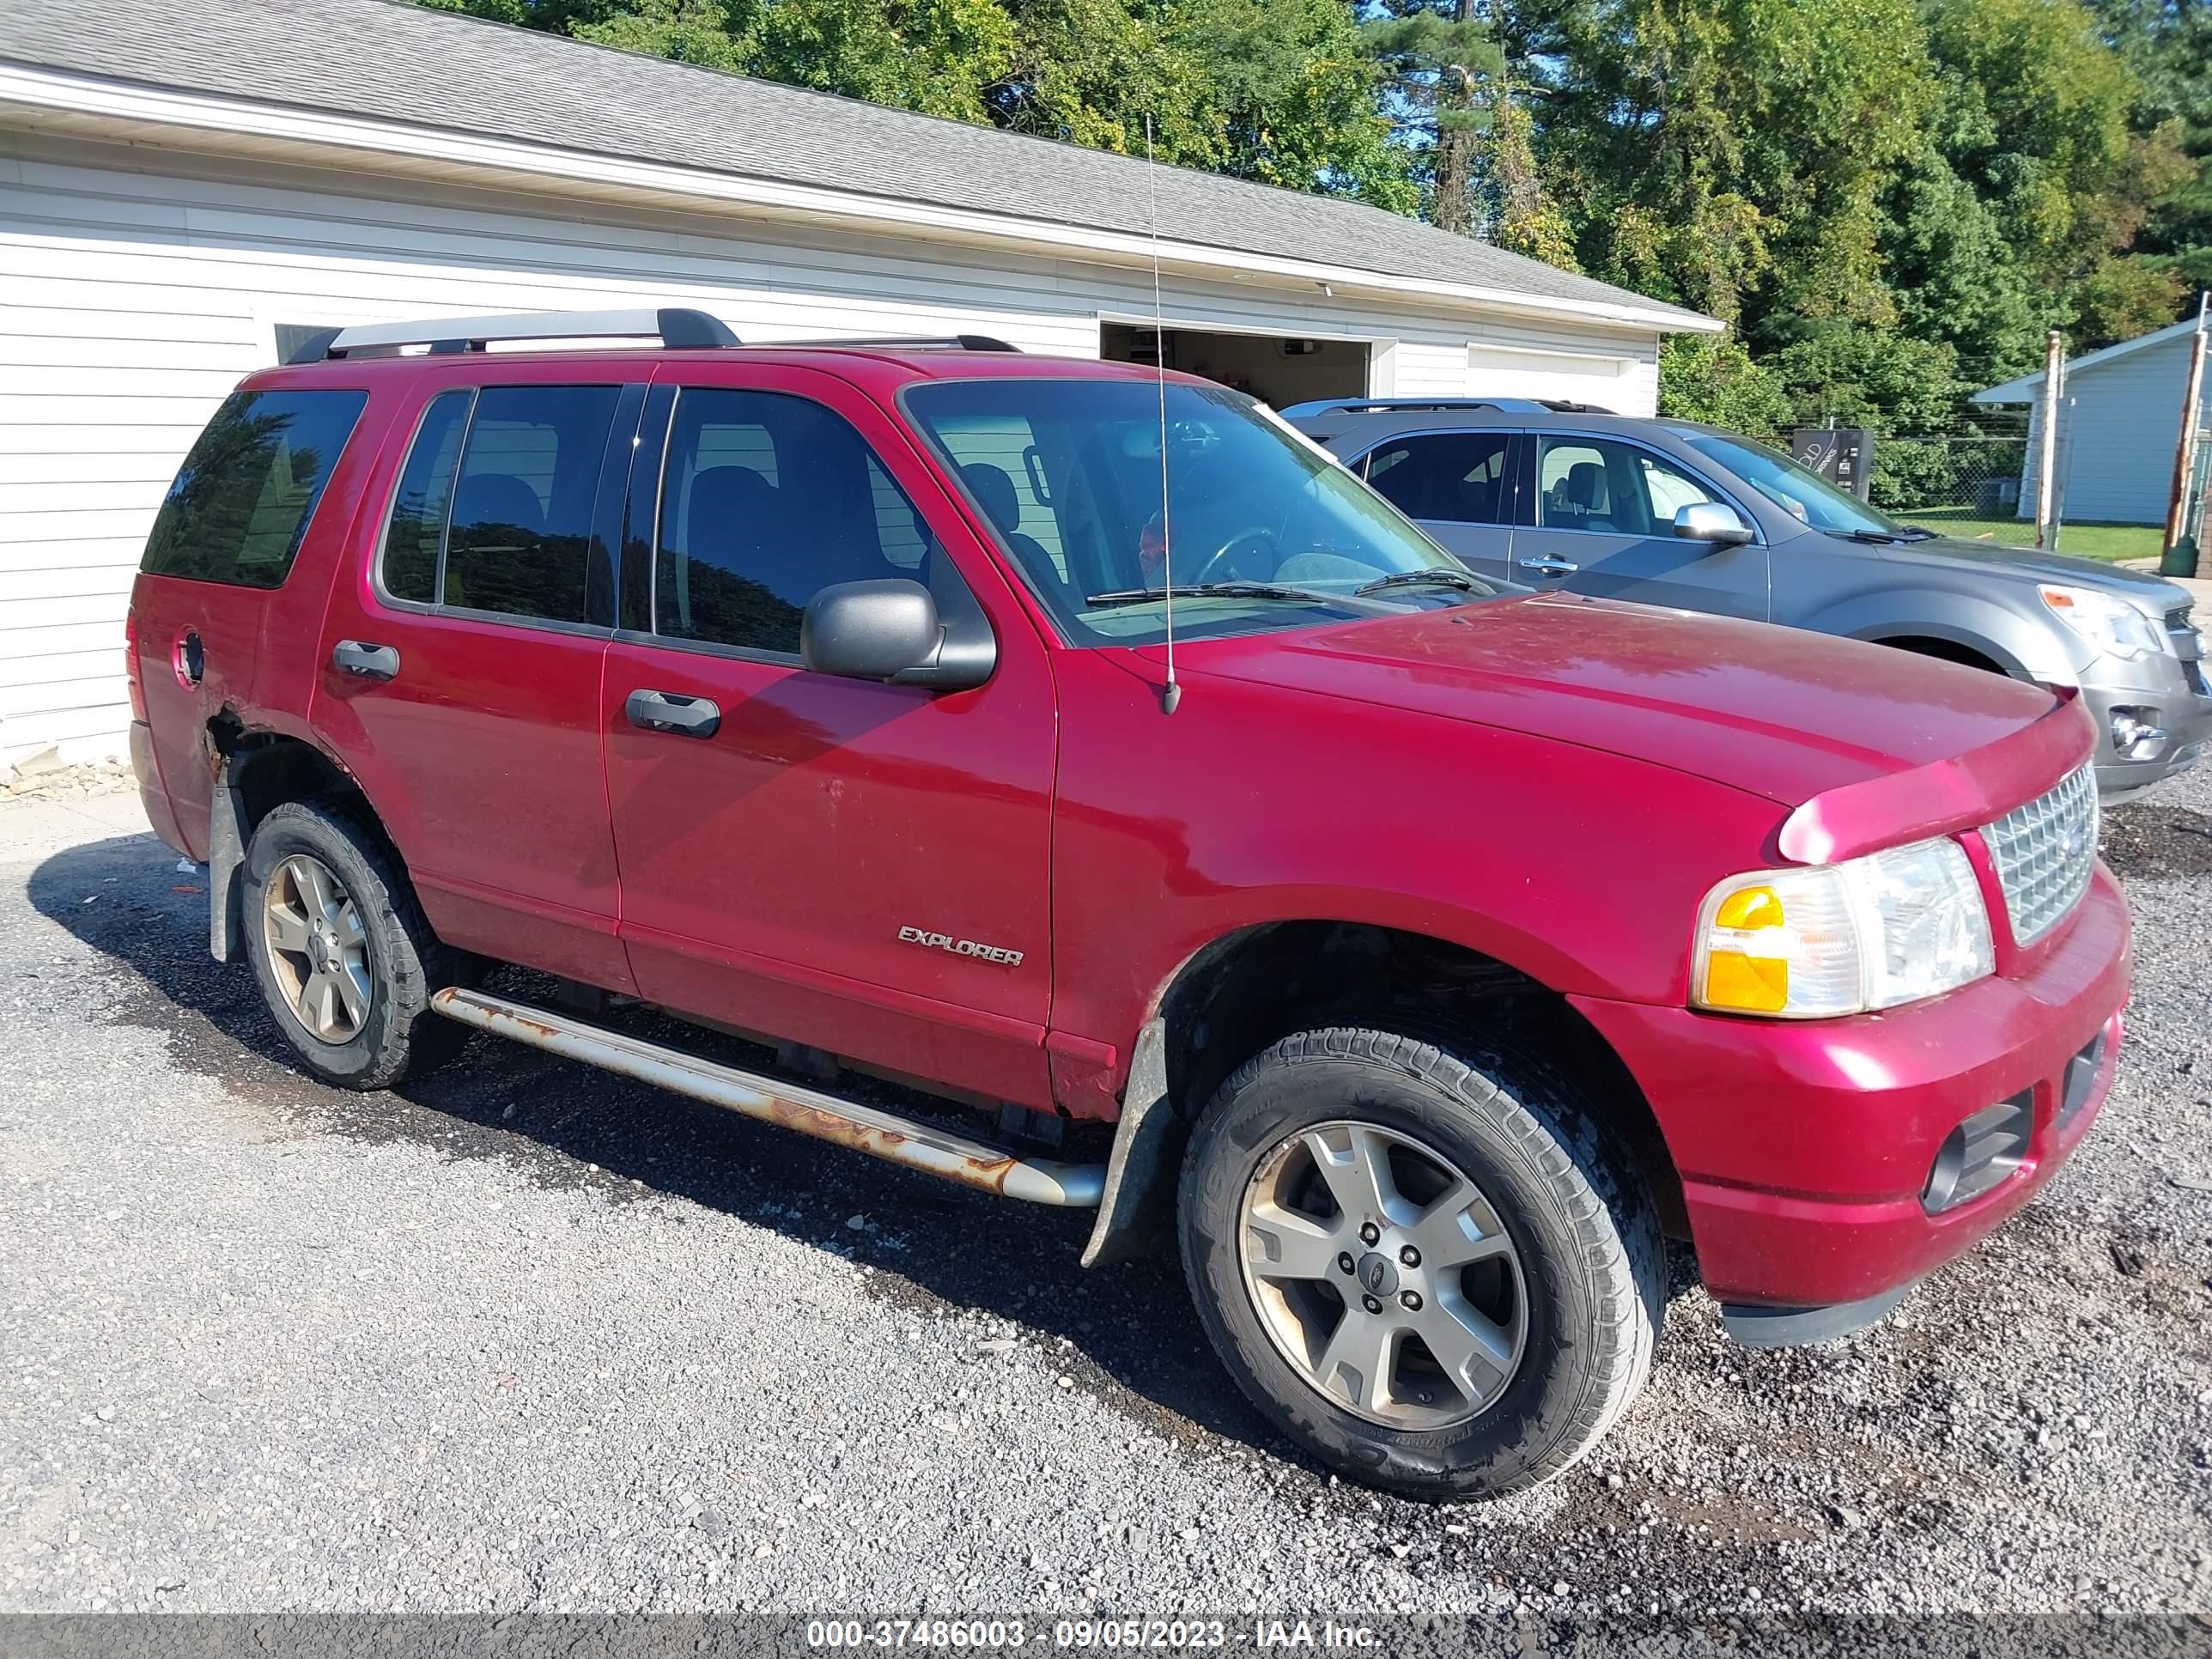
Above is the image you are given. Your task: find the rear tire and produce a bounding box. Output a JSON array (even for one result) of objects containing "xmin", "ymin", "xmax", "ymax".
[
  {"xmin": 1178, "ymin": 1025, "xmax": 1662, "ymax": 1500},
  {"xmin": 240, "ymin": 799, "xmax": 468, "ymax": 1091}
]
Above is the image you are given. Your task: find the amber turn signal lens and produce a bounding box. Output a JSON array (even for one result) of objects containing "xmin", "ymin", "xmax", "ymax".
[
  {"xmin": 1713, "ymin": 885, "xmax": 1783, "ymax": 933},
  {"xmin": 1699, "ymin": 883, "xmax": 1790, "ymax": 1012},
  {"xmin": 1703, "ymin": 949, "xmax": 1789, "ymax": 1012}
]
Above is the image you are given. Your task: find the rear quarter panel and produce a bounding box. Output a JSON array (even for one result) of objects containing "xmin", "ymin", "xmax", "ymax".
[{"xmin": 129, "ymin": 380, "xmax": 398, "ymax": 857}]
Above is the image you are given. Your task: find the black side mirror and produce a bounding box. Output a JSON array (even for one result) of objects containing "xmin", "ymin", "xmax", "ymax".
[
  {"xmin": 1672, "ymin": 501, "xmax": 1754, "ymax": 547},
  {"xmin": 801, "ymin": 579, "xmax": 994, "ymax": 690}
]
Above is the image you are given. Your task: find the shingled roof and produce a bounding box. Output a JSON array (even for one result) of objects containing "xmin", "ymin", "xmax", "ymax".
[{"xmin": 0, "ymin": 0, "xmax": 1715, "ymax": 331}]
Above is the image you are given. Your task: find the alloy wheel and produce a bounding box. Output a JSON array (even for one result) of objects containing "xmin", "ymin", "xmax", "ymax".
[
  {"xmin": 262, "ymin": 853, "xmax": 374, "ymax": 1045},
  {"xmin": 1237, "ymin": 1120, "xmax": 1528, "ymax": 1429}
]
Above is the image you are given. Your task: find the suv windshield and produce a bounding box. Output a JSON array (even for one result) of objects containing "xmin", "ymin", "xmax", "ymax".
[
  {"xmin": 1682, "ymin": 431, "xmax": 1904, "ymax": 538},
  {"xmin": 903, "ymin": 378, "xmax": 1498, "ymax": 645}
]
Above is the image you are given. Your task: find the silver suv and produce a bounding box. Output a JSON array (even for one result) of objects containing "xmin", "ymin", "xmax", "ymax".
[{"xmin": 1285, "ymin": 398, "xmax": 2210, "ymax": 801}]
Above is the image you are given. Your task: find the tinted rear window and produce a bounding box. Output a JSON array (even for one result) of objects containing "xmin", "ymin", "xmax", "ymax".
[
  {"xmin": 440, "ymin": 385, "xmax": 623, "ymax": 623},
  {"xmin": 141, "ymin": 390, "xmax": 368, "ymax": 587}
]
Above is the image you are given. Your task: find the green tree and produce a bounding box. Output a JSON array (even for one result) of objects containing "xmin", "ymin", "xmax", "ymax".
[
  {"xmin": 1493, "ymin": 0, "xmax": 2182, "ymax": 425},
  {"xmin": 1918, "ymin": 0, "xmax": 2184, "ymax": 340},
  {"xmin": 1526, "ymin": 0, "xmax": 1934, "ymax": 328},
  {"xmin": 1174, "ymin": 0, "xmax": 1415, "ymax": 206},
  {"xmin": 981, "ymin": 0, "xmax": 1215, "ymax": 161},
  {"xmin": 1656, "ymin": 333, "xmax": 1790, "ymax": 434},
  {"xmin": 1474, "ymin": 76, "xmax": 1578, "ymax": 266},
  {"xmin": 748, "ymin": 0, "xmax": 1017, "ymax": 123},
  {"xmin": 1360, "ymin": 2, "xmax": 1504, "ymax": 233},
  {"xmin": 571, "ymin": 0, "xmax": 755, "ymax": 69},
  {"xmin": 2097, "ymin": 0, "xmax": 2212, "ymax": 309}
]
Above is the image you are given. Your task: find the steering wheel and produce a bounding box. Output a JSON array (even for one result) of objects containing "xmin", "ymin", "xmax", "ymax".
[{"xmin": 1183, "ymin": 525, "xmax": 1281, "ymax": 586}]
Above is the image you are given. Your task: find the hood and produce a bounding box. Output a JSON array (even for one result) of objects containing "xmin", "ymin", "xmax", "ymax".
[
  {"xmin": 1877, "ymin": 534, "xmax": 2190, "ymax": 611},
  {"xmin": 1185, "ymin": 592, "xmax": 2070, "ymax": 808}
]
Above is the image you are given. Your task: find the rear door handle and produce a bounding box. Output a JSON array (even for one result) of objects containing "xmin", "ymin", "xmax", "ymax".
[
  {"xmin": 626, "ymin": 689, "xmax": 721, "ymax": 739},
  {"xmin": 331, "ymin": 640, "xmax": 400, "ymax": 680},
  {"xmin": 1516, "ymin": 555, "xmax": 1580, "ymax": 576}
]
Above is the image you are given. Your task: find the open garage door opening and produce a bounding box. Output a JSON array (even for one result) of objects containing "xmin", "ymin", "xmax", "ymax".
[{"xmin": 1101, "ymin": 324, "xmax": 1369, "ymax": 410}]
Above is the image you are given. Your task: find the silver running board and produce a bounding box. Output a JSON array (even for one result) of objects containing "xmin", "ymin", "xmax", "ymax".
[{"xmin": 429, "ymin": 988, "xmax": 1105, "ymax": 1208}]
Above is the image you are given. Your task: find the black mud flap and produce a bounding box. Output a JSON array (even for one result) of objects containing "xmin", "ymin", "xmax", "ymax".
[
  {"xmin": 207, "ymin": 763, "xmax": 249, "ymax": 965},
  {"xmin": 1079, "ymin": 1018, "xmax": 1186, "ymax": 1268}
]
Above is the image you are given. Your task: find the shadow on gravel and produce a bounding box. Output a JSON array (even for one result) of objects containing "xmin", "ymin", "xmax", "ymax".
[
  {"xmin": 2102, "ymin": 801, "xmax": 2212, "ymax": 879},
  {"xmin": 27, "ymin": 832, "xmax": 1291, "ymax": 1468}
]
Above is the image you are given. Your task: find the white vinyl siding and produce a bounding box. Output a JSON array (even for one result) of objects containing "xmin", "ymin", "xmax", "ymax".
[
  {"xmin": 1468, "ymin": 335, "xmax": 1652, "ymax": 414},
  {"xmin": 0, "ymin": 127, "xmax": 1668, "ymax": 763},
  {"xmin": 2009, "ymin": 330, "xmax": 2209, "ymax": 526}
]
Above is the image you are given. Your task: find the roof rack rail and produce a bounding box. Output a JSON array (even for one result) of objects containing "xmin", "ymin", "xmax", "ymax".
[
  {"xmin": 1276, "ymin": 395, "xmax": 1616, "ymax": 420},
  {"xmin": 769, "ymin": 334, "xmax": 1022, "ymax": 353},
  {"xmin": 290, "ymin": 307, "xmax": 740, "ymax": 364},
  {"xmin": 1276, "ymin": 397, "xmax": 1505, "ymax": 419}
]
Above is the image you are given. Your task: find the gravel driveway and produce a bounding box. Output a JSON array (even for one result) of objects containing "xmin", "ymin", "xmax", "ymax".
[{"xmin": 2, "ymin": 772, "xmax": 2209, "ymax": 1621}]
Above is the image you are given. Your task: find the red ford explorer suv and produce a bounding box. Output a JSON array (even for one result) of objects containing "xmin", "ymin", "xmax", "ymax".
[{"xmin": 126, "ymin": 309, "xmax": 2125, "ymax": 1499}]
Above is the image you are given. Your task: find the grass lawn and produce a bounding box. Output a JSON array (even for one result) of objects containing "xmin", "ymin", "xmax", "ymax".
[{"xmin": 1899, "ymin": 506, "xmax": 2165, "ymax": 564}]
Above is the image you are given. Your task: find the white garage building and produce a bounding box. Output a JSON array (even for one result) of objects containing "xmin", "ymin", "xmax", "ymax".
[
  {"xmin": 0, "ymin": 0, "xmax": 1717, "ymax": 768},
  {"xmin": 1972, "ymin": 315, "xmax": 2211, "ymax": 527}
]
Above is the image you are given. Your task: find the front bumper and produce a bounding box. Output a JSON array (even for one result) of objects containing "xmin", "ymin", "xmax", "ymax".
[
  {"xmin": 1572, "ymin": 867, "xmax": 2129, "ymax": 1320},
  {"xmin": 2081, "ymin": 638, "xmax": 2212, "ymax": 799}
]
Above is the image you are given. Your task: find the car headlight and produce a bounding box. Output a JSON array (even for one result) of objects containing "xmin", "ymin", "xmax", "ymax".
[
  {"xmin": 1693, "ymin": 836, "xmax": 1994, "ymax": 1018},
  {"xmin": 2039, "ymin": 584, "xmax": 2165, "ymax": 661}
]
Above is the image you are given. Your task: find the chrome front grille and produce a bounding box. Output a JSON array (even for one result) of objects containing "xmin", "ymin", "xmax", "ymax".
[
  {"xmin": 1983, "ymin": 763, "xmax": 2099, "ymax": 945},
  {"xmin": 2170, "ymin": 604, "xmax": 2207, "ymax": 697}
]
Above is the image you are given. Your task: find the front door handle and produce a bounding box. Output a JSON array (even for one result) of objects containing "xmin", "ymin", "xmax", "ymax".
[
  {"xmin": 626, "ymin": 689, "xmax": 721, "ymax": 739},
  {"xmin": 1516, "ymin": 554, "xmax": 1581, "ymax": 577},
  {"xmin": 331, "ymin": 640, "xmax": 400, "ymax": 680}
]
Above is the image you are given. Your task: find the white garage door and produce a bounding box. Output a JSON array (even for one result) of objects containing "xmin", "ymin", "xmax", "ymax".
[{"xmin": 1467, "ymin": 344, "xmax": 1631, "ymax": 408}]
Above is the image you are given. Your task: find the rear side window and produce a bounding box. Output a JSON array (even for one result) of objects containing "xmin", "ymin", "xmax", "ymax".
[
  {"xmin": 142, "ymin": 389, "xmax": 367, "ymax": 586},
  {"xmin": 377, "ymin": 385, "xmax": 623, "ymax": 623},
  {"xmin": 443, "ymin": 386, "xmax": 623, "ymax": 623},
  {"xmin": 381, "ymin": 390, "xmax": 471, "ymax": 604},
  {"xmin": 1364, "ymin": 432, "xmax": 1511, "ymax": 525}
]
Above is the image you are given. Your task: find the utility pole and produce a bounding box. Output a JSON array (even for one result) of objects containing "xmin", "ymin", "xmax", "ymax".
[
  {"xmin": 2166, "ymin": 292, "xmax": 2208, "ymax": 570},
  {"xmin": 2034, "ymin": 329, "xmax": 2065, "ymax": 551}
]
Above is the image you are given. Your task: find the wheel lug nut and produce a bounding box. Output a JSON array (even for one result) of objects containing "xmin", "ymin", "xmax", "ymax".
[
  {"xmin": 1399, "ymin": 1246, "xmax": 1420, "ymax": 1268},
  {"xmin": 1401, "ymin": 1291, "xmax": 1422, "ymax": 1311},
  {"xmin": 1337, "ymin": 1252, "xmax": 1355, "ymax": 1274},
  {"xmin": 1358, "ymin": 1223, "xmax": 1380, "ymax": 1246},
  {"xmin": 1361, "ymin": 1295, "xmax": 1382, "ymax": 1315}
]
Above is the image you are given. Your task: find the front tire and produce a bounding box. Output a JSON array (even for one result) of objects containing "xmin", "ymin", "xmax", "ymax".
[
  {"xmin": 240, "ymin": 799, "xmax": 467, "ymax": 1091},
  {"xmin": 1178, "ymin": 1025, "xmax": 1662, "ymax": 1499}
]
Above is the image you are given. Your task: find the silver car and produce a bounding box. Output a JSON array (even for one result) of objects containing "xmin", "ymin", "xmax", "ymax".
[{"xmin": 1285, "ymin": 398, "xmax": 2210, "ymax": 801}]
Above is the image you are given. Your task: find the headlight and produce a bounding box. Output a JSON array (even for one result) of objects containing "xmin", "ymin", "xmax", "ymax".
[
  {"xmin": 1693, "ymin": 837, "xmax": 1994, "ymax": 1018},
  {"xmin": 2039, "ymin": 584, "xmax": 2165, "ymax": 661}
]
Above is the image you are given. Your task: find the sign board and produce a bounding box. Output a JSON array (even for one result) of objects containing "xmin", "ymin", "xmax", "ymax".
[{"xmin": 1791, "ymin": 428, "xmax": 1876, "ymax": 501}]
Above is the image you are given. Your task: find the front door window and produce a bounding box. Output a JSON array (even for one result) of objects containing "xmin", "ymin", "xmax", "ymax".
[
  {"xmin": 653, "ymin": 388, "xmax": 941, "ymax": 655},
  {"xmin": 1536, "ymin": 437, "xmax": 1717, "ymax": 538}
]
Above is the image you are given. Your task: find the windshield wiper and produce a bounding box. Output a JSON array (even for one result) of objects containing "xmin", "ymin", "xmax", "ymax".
[
  {"xmin": 1354, "ymin": 568, "xmax": 1486, "ymax": 597},
  {"xmin": 1829, "ymin": 528, "xmax": 1909, "ymax": 545},
  {"xmin": 1894, "ymin": 524, "xmax": 1938, "ymax": 540},
  {"xmin": 1085, "ymin": 581, "xmax": 1326, "ymax": 609}
]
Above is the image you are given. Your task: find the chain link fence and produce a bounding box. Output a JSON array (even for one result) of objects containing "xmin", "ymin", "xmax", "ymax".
[
  {"xmin": 1869, "ymin": 434, "xmax": 2035, "ymax": 545},
  {"xmin": 1867, "ymin": 423, "xmax": 2170, "ymax": 563}
]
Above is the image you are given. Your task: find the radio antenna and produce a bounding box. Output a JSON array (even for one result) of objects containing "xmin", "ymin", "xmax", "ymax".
[{"xmin": 1146, "ymin": 114, "xmax": 1181, "ymax": 715}]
